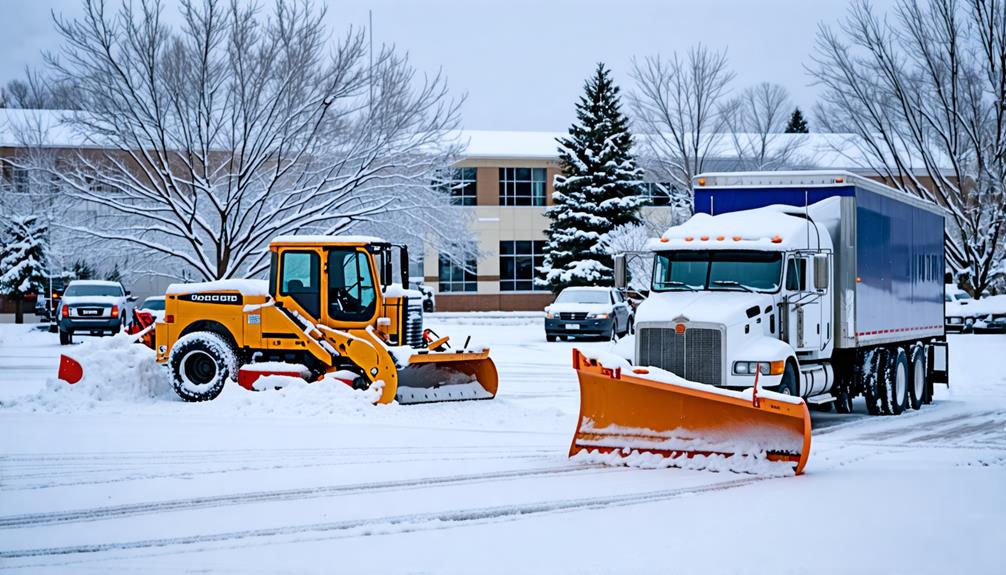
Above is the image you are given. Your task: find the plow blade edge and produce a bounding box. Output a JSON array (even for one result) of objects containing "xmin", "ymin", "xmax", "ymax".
[
  {"xmin": 570, "ymin": 349, "xmax": 811, "ymax": 474},
  {"xmin": 395, "ymin": 350, "xmax": 499, "ymax": 405}
]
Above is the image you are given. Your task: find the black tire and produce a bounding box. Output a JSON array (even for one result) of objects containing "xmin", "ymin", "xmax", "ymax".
[
  {"xmin": 909, "ymin": 344, "xmax": 926, "ymax": 410},
  {"xmin": 777, "ymin": 361, "xmax": 799, "ymax": 396},
  {"xmin": 628, "ymin": 317, "xmax": 635, "ymax": 335},
  {"xmin": 59, "ymin": 329, "xmax": 72, "ymax": 345},
  {"xmin": 609, "ymin": 324, "xmax": 618, "ymax": 342},
  {"xmin": 546, "ymin": 334, "xmax": 557, "ymax": 342},
  {"xmin": 863, "ymin": 349, "xmax": 886, "ymax": 416},
  {"xmin": 833, "ymin": 387, "xmax": 854, "ymax": 413},
  {"xmin": 169, "ymin": 332, "xmax": 237, "ymax": 402},
  {"xmin": 885, "ymin": 347, "xmax": 909, "ymax": 415}
]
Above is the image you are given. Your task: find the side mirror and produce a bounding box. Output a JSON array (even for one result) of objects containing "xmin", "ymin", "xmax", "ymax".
[
  {"xmin": 813, "ymin": 254, "xmax": 829, "ymax": 291},
  {"xmin": 128, "ymin": 295, "xmax": 138, "ymax": 302},
  {"xmin": 614, "ymin": 254, "xmax": 627, "ymax": 289}
]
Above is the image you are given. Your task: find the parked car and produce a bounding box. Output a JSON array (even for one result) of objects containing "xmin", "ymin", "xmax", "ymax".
[
  {"xmin": 944, "ymin": 285, "xmax": 975, "ymax": 333},
  {"xmin": 138, "ymin": 295, "xmax": 166, "ymax": 321},
  {"xmin": 57, "ymin": 280, "xmax": 136, "ymax": 345},
  {"xmin": 544, "ymin": 286, "xmax": 633, "ymax": 342},
  {"xmin": 972, "ymin": 294, "xmax": 1006, "ymax": 334},
  {"xmin": 409, "ymin": 280, "xmax": 436, "ymax": 312}
]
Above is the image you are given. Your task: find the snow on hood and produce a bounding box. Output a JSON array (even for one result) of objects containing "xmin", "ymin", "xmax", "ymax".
[
  {"xmin": 166, "ymin": 279, "xmax": 269, "ymax": 296},
  {"xmin": 60, "ymin": 295, "xmax": 124, "ymax": 307},
  {"xmin": 546, "ymin": 302, "xmax": 612, "ymax": 314},
  {"xmin": 636, "ymin": 290, "xmax": 773, "ymax": 326}
]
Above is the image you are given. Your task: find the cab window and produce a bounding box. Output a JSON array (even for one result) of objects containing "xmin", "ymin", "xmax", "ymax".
[
  {"xmin": 328, "ymin": 249, "xmax": 377, "ymax": 322},
  {"xmin": 786, "ymin": 258, "xmax": 807, "ymax": 292},
  {"xmin": 280, "ymin": 251, "xmax": 320, "ymax": 317}
]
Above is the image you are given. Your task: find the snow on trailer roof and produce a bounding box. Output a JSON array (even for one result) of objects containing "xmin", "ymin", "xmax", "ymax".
[
  {"xmin": 694, "ymin": 170, "xmax": 946, "ymax": 216},
  {"xmin": 165, "ymin": 279, "xmax": 269, "ymax": 296},
  {"xmin": 270, "ymin": 235, "xmax": 388, "ymax": 246}
]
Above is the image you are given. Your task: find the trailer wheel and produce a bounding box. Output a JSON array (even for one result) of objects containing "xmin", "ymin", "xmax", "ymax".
[
  {"xmin": 909, "ymin": 344, "xmax": 926, "ymax": 410},
  {"xmin": 886, "ymin": 347, "xmax": 909, "ymax": 415},
  {"xmin": 169, "ymin": 332, "xmax": 237, "ymax": 402},
  {"xmin": 833, "ymin": 387, "xmax": 854, "ymax": 413},
  {"xmin": 863, "ymin": 349, "xmax": 886, "ymax": 416}
]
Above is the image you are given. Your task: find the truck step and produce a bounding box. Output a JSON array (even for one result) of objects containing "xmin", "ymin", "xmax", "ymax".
[{"xmin": 805, "ymin": 393, "xmax": 836, "ymax": 405}]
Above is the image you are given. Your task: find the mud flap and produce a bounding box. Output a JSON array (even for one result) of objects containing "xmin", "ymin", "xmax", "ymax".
[
  {"xmin": 569, "ymin": 349, "xmax": 812, "ymax": 475},
  {"xmin": 395, "ymin": 350, "xmax": 499, "ymax": 404},
  {"xmin": 928, "ymin": 340, "xmax": 949, "ymax": 385}
]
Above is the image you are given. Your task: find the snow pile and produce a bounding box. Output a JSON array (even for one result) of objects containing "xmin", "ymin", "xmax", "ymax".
[
  {"xmin": 571, "ymin": 448, "xmax": 796, "ymax": 477},
  {"xmin": 166, "ymin": 278, "xmax": 269, "ymax": 296},
  {"xmin": 212, "ymin": 374, "xmax": 386, "ymax": 417},
  {"xmin": 3, "ymin": 333, "xmax": 174, "ymax": 411}
]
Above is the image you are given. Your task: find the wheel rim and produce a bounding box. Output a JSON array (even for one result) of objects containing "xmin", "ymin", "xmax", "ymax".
[
  {"xmin": 181, "ymin": 350, "xmax": 218, "ymax": 387},
  {"xmin": 896, "ymin": 359, "xmax": 908, "ymax": 406},
  {"xmin": 913, "ymin": 356, "xmax": 925, "ymax": 401}
]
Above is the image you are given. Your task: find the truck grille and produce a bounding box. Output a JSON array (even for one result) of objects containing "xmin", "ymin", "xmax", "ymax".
[
  {"xmin": 636, "ymin": 325, "xmax": 723, "ymax": 386},
  {"xmin": 404, "ymin": 299, "xmax": 424, "ymax": 348},
  {"xmin": 559, "ymin": 312, "xmax": 588, "ymax": 320}
]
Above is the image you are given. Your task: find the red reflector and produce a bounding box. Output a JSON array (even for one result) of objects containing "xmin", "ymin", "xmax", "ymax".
[{"xmin": 165, "ymin": 314, "xmax": 175, "ymax": 324}]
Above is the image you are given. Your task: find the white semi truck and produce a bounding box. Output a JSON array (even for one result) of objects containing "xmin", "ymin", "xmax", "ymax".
[{"xmin": 615, "ymin": 171, "xmax": 949, "ymax": 416}]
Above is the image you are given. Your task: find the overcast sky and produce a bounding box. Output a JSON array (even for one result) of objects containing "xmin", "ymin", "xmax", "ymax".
[{"xmin": 1, "ymin": 0, "xmax": 889, "ymax": 131}]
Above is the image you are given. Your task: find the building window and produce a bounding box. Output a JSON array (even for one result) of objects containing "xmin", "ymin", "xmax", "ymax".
[
  {"xmin": 499, "ymin": 168, "xmax": 547, "ymax": 206},
  {"xmin": 438, "ymin": 253, "xmax": 477, "ymax": 292},
  {"xmin": 441, "ymin": 167, "xmax": 477, "ymax": 206},
  {"xmin": 639, "ymin": 182, "xmax": 674, "ymax": 206},
  {"xmin": 500, "ymin": 240, "xmax": 547, "ymax": 291}
]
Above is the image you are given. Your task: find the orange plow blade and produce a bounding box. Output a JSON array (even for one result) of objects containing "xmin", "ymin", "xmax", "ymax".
[
  {"xmin": 569, "ymin": 349, "xmax": 811, "ymax": 474},
  {"xmin": 395, "ymin": 350, "xmax": 499, "ymax": 404}
]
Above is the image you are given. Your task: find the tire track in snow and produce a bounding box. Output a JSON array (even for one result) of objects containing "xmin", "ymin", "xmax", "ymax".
[
  {"xmin": 0, "ymin": 464, "xmax": 616, "ymax": 528},
  {"xmin": 0, "ymin": 475, "xmax": 763, "ymax": 560}
]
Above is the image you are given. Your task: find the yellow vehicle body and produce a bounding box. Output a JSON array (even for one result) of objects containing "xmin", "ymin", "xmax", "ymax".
[{"xmin": 153, "ymin": 236, "xmax": 498, "ymax": 404}]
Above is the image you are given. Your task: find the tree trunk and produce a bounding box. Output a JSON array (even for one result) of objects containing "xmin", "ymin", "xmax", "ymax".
[{"xmin": 13, "ymin": 295, "xmax": 24, "ymax": 324}]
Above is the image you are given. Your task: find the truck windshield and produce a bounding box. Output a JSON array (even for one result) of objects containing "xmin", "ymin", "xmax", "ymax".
[{"xmin": 652, "ymin": 251, "xmax": 783, "ymax": 293}]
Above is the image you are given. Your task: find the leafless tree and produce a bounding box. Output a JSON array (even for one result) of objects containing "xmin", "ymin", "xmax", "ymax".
[
  {"xmin": 0, "ymin": 68, "xmax": 80, "ymax": 110},
  {"xmin": 36, "ymin": 0, "xmax": 463, "ymax": 282},
  {"xmin": 629, "ymin": 45, "xmax": 736, "ymax": 203},
  {"xmin": 722, "ymin": 82, "xmax": 801, "ymax": 170},
  {"xmin": 810, "ymin": 0, "xmax": 1006, "ymax": 296}
]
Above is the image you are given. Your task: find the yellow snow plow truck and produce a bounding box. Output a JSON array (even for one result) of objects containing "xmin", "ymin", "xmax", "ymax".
[{"xmin": 63, "ymin": 236, "xmax": 498, "ymax": 405}]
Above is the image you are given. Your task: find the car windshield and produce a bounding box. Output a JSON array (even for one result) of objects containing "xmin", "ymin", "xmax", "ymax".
[
  {"xmin": 955, "ymin": 292, "xmax": 972, "ymax": 301},
  {"xmin": 141, "ymin": 298, "xmax": 165, "ymax": 310},
  {"xmin": 652, "ymin": 251, "xmax": 783, "ymax": 293},
  {"xmin": 556, "ymin": 290, "xmax": 610, "ymax": 304},
  {"xmin": 63, "ymin": 284, "xmax": 123, "ymax": 297}
]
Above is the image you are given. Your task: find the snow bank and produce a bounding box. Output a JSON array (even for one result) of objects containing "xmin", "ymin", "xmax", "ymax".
[
  {"xmin": 2, "ymin": 333, "xmax": 174, "ymax": 411},
  {"xmin": 270, "ymin": 234, "xmax": 386, "ymax": 245}
]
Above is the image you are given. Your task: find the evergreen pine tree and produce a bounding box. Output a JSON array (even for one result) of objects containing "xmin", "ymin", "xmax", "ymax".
[
  {"xmin": 72, "ymin": 260, "xmax": 97, "ymax": 280},
  {"xmin": 105, "ymin": 263, "xmax": 123, "ymax": 283},
  {"xmin": 540, "ymin": 63, "xmax": 644, "ymax": 293},
  {"xmin": 0, "ymin": 216, "xmax": 48, "ymax": 324},
  {"xmin": 785, "ymin": 107, "xmax": 809, "ymax": 133}
]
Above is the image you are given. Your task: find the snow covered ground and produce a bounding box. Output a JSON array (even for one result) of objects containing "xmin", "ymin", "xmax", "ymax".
[{"xmin": 0, "ymin": 315, "xmax": 1003, "ymax": 574}]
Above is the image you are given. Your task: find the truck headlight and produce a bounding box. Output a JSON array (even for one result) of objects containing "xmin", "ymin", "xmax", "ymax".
[
  {"xmin": 588, "ymin": 313, "xmax": 609, "ymax": 319},
  {"xmin": 732, "ymin": 361, "xmax": 785, "ymax": 376}
]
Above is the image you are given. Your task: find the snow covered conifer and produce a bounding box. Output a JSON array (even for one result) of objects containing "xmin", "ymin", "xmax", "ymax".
[
  {"xmin": 0, "ymin": 215, "xmax": 48, "ymax": 324},
  {"xmin": 541, "ymin": 63, "xmax": 645, "ymax": 293},
  {"xmin": 784, "ymin": 108, "xmax": 809, "ymax": 133}
]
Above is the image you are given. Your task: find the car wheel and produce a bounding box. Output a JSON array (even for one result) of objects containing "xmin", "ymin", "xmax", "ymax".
[
  {"xmin": 546, "ymin": 334, "xmax": 557, "ymax": 342},
  {"xmin": 609, "ymin": 325, "xmax": 618, "ymax": 342},
  {"xmin": 628, "ymin": 317, "xmax": 635, "ymax": 335},
  {"xmin": 59, "ymin": 329, "xmax": 72, "ymax": 345}
]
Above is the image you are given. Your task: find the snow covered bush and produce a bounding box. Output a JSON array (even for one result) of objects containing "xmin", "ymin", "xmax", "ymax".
[
  {"xmin": 0, "ymin": 215, "xmax": 47, "ymax": 324},
  {"xmin": 540, "ymin": 63, "xmax": 645, "ymax": 293}
]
